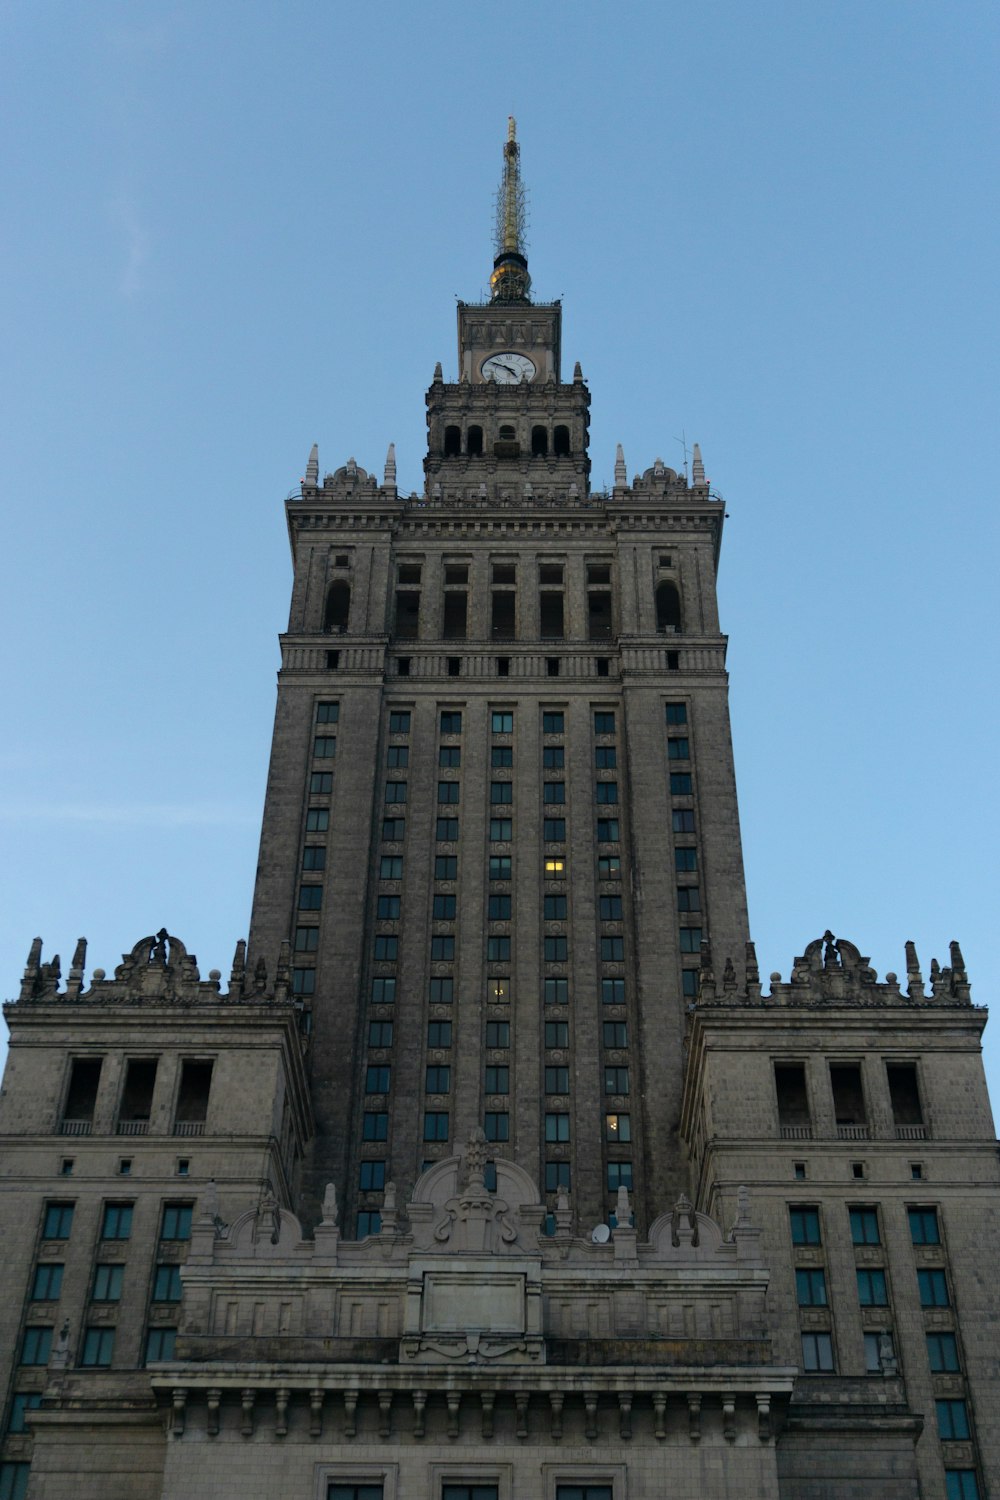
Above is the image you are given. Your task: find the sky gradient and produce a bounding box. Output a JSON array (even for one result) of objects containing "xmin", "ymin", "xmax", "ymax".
[{"xmin": 2, "ymin": 2, "xmax": 998, "ymax": 1095}]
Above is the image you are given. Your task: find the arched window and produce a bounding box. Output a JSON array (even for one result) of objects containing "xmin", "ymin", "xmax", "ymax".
[
  {"xmin": 531, "ymin": 425, "xmax": 548, "ymax": 457},
  {"xmin": 467, "ymin": 425, "xmax": 483, "ymax": 456},
  {"xmin": 499, "ymin": 424, "xmax": 516, "ymax": 441},
  {"xmin": 655, "ymin": 581, "xmax": 681, "ymax": 633},
  {"xmin": 324, "ymin": 580, "xmax": 351, "ymax": 633},
  {"xmin": 444, "ymin": 425, "xmax": 461, "ymax": 457},
  {"xmin": 553, "ymin": 425, "xmax": 570, "ymax": 456}
]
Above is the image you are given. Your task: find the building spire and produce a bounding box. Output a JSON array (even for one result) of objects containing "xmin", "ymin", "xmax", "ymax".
[{"xmin": 490, "ymin": 116, "xmax": 531, "ymax": 304}]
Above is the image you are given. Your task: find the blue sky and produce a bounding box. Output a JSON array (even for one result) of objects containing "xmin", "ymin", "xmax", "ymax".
[{"xmin": 1, "ymin": 2, "xmax": 998, "ymax": 1097}]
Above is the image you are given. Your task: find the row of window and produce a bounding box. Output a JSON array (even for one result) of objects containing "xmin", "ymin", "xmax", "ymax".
[
  {"xmin": 790, "ymin": 1203, "xmax": 942, "ymax": 1249},
  {"xmin": 40, "ymin": 1201, "xmax": 192, "ymax": 1242},
  {"xmin": 367, "ymin": 976, "xmax": 630, "ymax": 1007},
  {"xmin": 18, "ymin": 1323, "xmax": 175, "ymax": 1369}
]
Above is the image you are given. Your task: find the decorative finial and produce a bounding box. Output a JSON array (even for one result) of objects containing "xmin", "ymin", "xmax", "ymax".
[
  {"xmin": 489, "ymin": 118, "xmax": 531, "ymax": 304},
  {"xmin": 384, "ymin": 443, "xmax": 396, "ymax": 487},
  {"xmin": 691, "ymin": 443, "xmax": 706, "ymax": 486},
  {"xmin": 305, "ymin": 444, "xmax": 319, "ymax": 486},
  {"xmin": 614, "ymin": 444, "xmax": 627, "ymax": 487}
]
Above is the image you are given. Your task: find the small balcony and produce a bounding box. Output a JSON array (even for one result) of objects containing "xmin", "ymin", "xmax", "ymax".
[
  {"xmin": 172, "ymin": 1121, "xmax": 205, "ymax": 1137},
  {"xmin": 780, "ymin": 1124, "xmax": 813, "ymax": 1140},
  {"xmin": 836, "ymin": 1124, "xmax": 870, "ymax": 1141},
  {"xmin": 59, "ymin": 1119, "xmax": 93, "ymax": 1136},
  {"xmin": 116, "ymin": 1119, "xmax": 150, "ymax": 1136},
  {"xmin": 895, "ymin": 1123, "xmax": 928, "ymax": 1141}
]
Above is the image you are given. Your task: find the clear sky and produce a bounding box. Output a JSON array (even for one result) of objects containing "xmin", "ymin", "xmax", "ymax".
[{"xmin": 1, "ymin": 2, "xmax": 998, "ymax": 1098}]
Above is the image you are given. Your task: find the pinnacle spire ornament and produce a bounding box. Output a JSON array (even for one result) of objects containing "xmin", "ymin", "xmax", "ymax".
[{"xmin": 489, "ymin": 117, "xmax": 531, "ymax": 304}]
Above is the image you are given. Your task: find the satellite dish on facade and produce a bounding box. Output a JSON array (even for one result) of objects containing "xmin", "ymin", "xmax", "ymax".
[{"xmin": 590, "ymin": 1223, "xmax": 611, "ymax": 1244}]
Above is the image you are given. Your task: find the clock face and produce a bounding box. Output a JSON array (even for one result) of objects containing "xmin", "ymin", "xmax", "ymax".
[{"xmin": 482, "ymin": 352, "xmax": 536, "ymax": 385}]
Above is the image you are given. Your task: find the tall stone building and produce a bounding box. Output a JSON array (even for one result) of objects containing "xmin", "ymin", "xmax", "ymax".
[{"xmin": 0, "ymin": 122, "xmax": 996, "ymax": 1500}]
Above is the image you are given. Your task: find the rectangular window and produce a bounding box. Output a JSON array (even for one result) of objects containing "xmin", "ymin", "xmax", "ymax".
[
  {"xmin": 542, "ymin": 712, "xmax": 564, "ymax": 733},
  {"xmin": 443, "ymin": 1486, "xmax": 499, "ymax": 1500},
  {"xmin": 357, "ymin": 1210, "xmax": 382, "ymax": 1237},
  {"xmin": 438, "ymin": 780, "xmax": 460, "ymax": 803},
  {"xmin": 543, "ymin": 781, "xmax": 566, "ymax": 805},
  {"xmin": 945, "ymin": 1473, "xmax": 981, "ymax": 1500},
  {"xmin": 918, "ymin": 1268, "xmax": 950, "ymax": 1307},
  {"xmin": 306, "ymin": 811, "xmax": 330, "ymax": 836},
  {"xmin": 485, "ymin": 1066, "xmax": 509, "ymax": 1094},
  {"xmin": 302, "ymin": 846, "xmax": 326, "ymax": 872},
  {"xmin": 7, "ymin": 1394, "xmax": 42, "ymax": 1435},
  {"xmin": 672, "ymin": 809, "xmax": 696, "ymax": 832},
  {"xmin": 359, "ymin": 1161, "xmax": 386, "ymax": 1191},
  {"xmin": 595, "ymin": 745, "xmax": 617, "ymax": 768},
  {"xmin": 431, "ymin": 936, "xmax": 455, "ymax": 961},
  {"xmin": 365, "ymin": 1065, "xmax": 390, "ymax": 1094},
  {"xmin": 600, "ymin": 936, "xmax": 625, "ymax": 960},
  {"xmin": 908, "ymin": 1207, "xmax": 940, "ymax": 1244},
  {"xmin": 543, "ymin": 819, "xmax": 566, "ymax": 841},
  {"xmin": 31, "ymin": 1263, "xmax": 64, "ymax": 1300},
  {"xmin": 602, "ymin": 978, "xmax": 625, "ymax": 1004},
  {"xmin": 440, "ymin": 711, "xmax": 463, "ymax": 733},
  {"xmin": 492, "ymin": 711, "xmax": 514, "ymax": 733},
  {"xmin": 599, "ymin": 855, "xmax": 621, "ymax": 877},
  {"xmin": 490, "ymin": 855, "xmax": 512, "ymax": 880},
  {"xmin": 439, "ymin": 745, "xmax": 462, "ymax": 767},
  {"xmin": 316, "ymin": 702, "xmax": 340, "ymax": 724},
  {"xmin": 435, "ymin": 855, "xmax": 458, "ymax": 879},
  {"xmin": 675, "ymin": 847, "xmax": 698, "ymax": 872},
  {"xmin": 430, "ymin": 977, "xmax": 454, "ymax": 1003},
  {"xmin": 604, "ymin": 1066, "xmax": 629, "ymax": 1094},
  {"xmin": 373, "ymin": 936, "xmax": 398, "ymax": 961},
  {"xmin": 423, "ymin": 1111, "xmax": 449, "ymax": 1141},
  {"xmin": 489, "ymin": 893, "xmax": 512, "ymax": 919},
  {"xmin": 607, "ymin": 1161, "xmax": 633, "ymax": 1191},
  {"xmin": 545, "ymin": 1161, "xmax": 572, "ymax": 1191},
  {"xmin": 371, "ymin": 977, "xmax": 396, "ymax": 1004},
  {"xmin": 427, "ymin": 1020, "xmax": 452, "ymax": 1047},
  {"xmin": 298, "ymin": 881, "xmax": 323, "ymax": 912},
  {"xmin": 486, "ymin": 1021, "xmax": 509, "ymax": 1047},
  {"xmin": 387, "ymin": 745, "xmax": 409, "ymax": 769},
  {"xmin": 152, "ymin": 1263, "xmax": 183, "ymax": 1302},
  {"xmin": 491, "ymin": 745, "xmax": 513, "ymax": 767},
  {"xmin": 363, "ymin": 1112, "xmax": 388, "ymax": 1141},
  {"xmin": 101, "ymin": 1203, "xmax": 133, "ymax": 1240},
  {"xmin": 603, "ymin": 1021, "xmax": 628, "ymax": 1047},
  {"xmin": 368, "ymin": 1020, "xmax": 394, "ymax": 1048},
  {"xmin": 433, "ymin": 894, "xmax": 456, "ymax": 919},
  {"xmin": 597, "ymin": 819, "xmax": 620, "ymax": 842},
  {"xmin": 20, "ymin": 1326, "xmax": 53, "ymax": 1365},
  {"xmin": 677, "ymin": 885, "xmax": 701, "ymax": 912},
  {"xmin": 382, "ymin": 817, "xmax": 405, "ymax": 840},
  {"xmin": 545, "ymin": 1066, "xmax": 569, "ymax": 1094},
  {"xmin": 606, "ymin": 1111, "xmax": 631, "ymax": 1142},
  {"xmin": 487, "ymin": 936, "xmax": 511, "ymax": 961},
  {"xmin": 388, "ymin": 710, "xmax": 411, "ymax": 733},
  {"xmin": 857, "ymin": 1268, "xmax": 889, "ymax": 1306},
  {"xmin": 937, "ymin": 1399, "xmax": 971, "ymax": 1441},
  {"xmin": 679, "ymin": 927, "xmax": 702, "ymax": 953},
  {"xmin": 545, "ymin": 1020, "xmax": 569, "ymax": 1047},
  {"xmin": 310, "ymin": 771, "xmax": 333, "ymax": 794},
  {"xmin": 682, "ymin": 968, "xmax": 699, "ymax": 996},
  {"xmin": 887, "ymin": 1063, "xmax": 924, "ymax": 1126},
  {"xmin": 594, "ymin": 711, "xmax": 616, "ymax": 734},
  {"xmin": 927, "ymin": 1332, "xmax": 960, "ymax": 1372},
  {"xmin": 161, "ymin": 1203, "xmax": 193, "ymax": 1241},
  {"xmin": 80, "ymin": 1326, "xmax": 115, "ymax": 1367},
  {"xmin": 484, "ymin": 1111, "xmax": 509, "ymax": 1142},
  {"xmin": 490, "ymin": 781, "xmax": 513, "ymax": 803},
  {"xmin": 545, "ymin": 1112, "xmax": 570, "ymax": 1142},
  {"xmin": 545, "ymin": 857, "xmax": 566, "ymax": 878},
  {"xmin": 544, "ymin": 894, "xmax": 568, "ymax": 919},
  {"xmin": 790, "ymin": 1206, "xmax": 821, "ymax": 1245},
  {"xmin": 384, "ymin": 781, "xmax": 407, "ymax": 803},
  {"xmin": 544, "ymin": 936, "xmax": 568, "ymax": 962},
  {"xmin": 545, "ymin": 978, "xmax": 569, "ymax": 1004},
  {"xmin": 377, "ymin": 895, "xmax": 400, "ymax": 919},
  {"xmin": 491, "ymin": 818, "xmax": 513, "ymax": 841},
  {"xmin": 313, "ymin": 735, "xmax": 337, "ymax": 758},
  {"xmin": 670, "ymin": 772, "xmax": 693, "ymax": 794},
  {"xmin": 595, "ymin": 782, "xmax": 619, "ymax": 804},
  {"xmin": 539, "ymin": 591, "xmax": 564, "ymax": 638},
  {"xmin": 849, "ymin": 1207, "xmax": 881, "ymax": 1245},
  {"xmin": 436, "ymin": 817, "xmax": 459, "ymax": 841},
  {"xmin": 801, "ymin": 1331, "xmax": 835, "ymax": 1373},
  {"xmin": 667, "ymin": 737, "xmax": 690, "ymax": 759},
  {"xmin": 599, "ymin": 894, "xmax": 623, "ymax": 920},
  {"xmin": 144, "ymin": 1327, "xmax": 177, "ymax": 1364},
  {"xmin": 92, "ymin": 1263, "xmax": 124, "ymax": 1302},
  {"xmin": 292, "ymin": 966, "xmax": 315, "ymax": 995},
  {"xmin": 665, "ymin": 702, "xmax": 688, "ymax": 724},
  {"xmin": 543, "ymin": 745, "xmax": 565, "ymax": 768},
  {"xmin": 425, "ymin": 1066, "xmax": 451, "ymax": 1093}
]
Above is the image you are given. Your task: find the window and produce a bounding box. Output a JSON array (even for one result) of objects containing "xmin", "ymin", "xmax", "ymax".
[
  {"xmin": 423, "ymin": 1111, "xmax": 449, "ymax": 1141},
  {"xmin": 443, "ymin": 1486, "xmax": 499, "ymax": 1500},
  {"xmin": 30, "ymin": 1263, "xmax": 63, "ymax": 1300},
  {"xmin": 43, "ymin": 1203, "xmax": 75, "ymax": 1241},
  {"xmin": 545, "ymin": 978, "xmax": 569, "ymax": 1004},
  {"xmin": 484, "ymin": 1111, "xmax": 509, "ymax": 1142},
  {"xmin": 0, "ymin": 1464, "xmax": 31, "ymax": 1500},
  {"xmin": 672, "ymin": 809, "xmax": 696, "ymax": 833},
  {"xmin": 675, "ymin": 847, "xmax": 697, "ymax": 871},
  {"xmin": 377, "ymin": 895, "xmax": 400, "ymax": 919},
  {"xmin": 430, "ymin": 977, "xmax": 454, "ymax": 1003},
  {"xmin": 491, "ymin": 818, "xmax": 513, "ymax": 841},
  {"xmin": 365, "ymin": 1065, "xmax": 390, "ymax": 1094},
  {"xmin": 425, "ymin": 1066, "xmax": 451, "ymax": 1093},
  {"xmin": 144, "ymin": 1327, "xmax": 176, "ymax": 1364},
  {"xmin": 937, "ymin": 1399, "xmax": 971, "ymax": 1441},
  {"xmin": 490, "ymin": 781, "xmax": 513, "ymax": 803},
  {"xmin": 438, "ymin": 780, "xmax": 460, "ymax": 803},
  {"xmin": 592, "ymin": 711, "xmax": 616, "ymax": 735},
  {"xmin": 161, "ymin": 1203, "xmax": 193, "ymax": 1241},
  {"xmin": 606, "ymin": 1112, "xmax": 631, "ymax": 1142},
  {"xmin": 887, "ymin": 1063, "xmax": 924, "ymax": 1127},
  {"xmin": 388, "ymin": 711, "xmax": 411, "ymax": 733},
  {"xmin": 595, "ymin": 782, "xmax": 619, "ymax": 804},
  {"xmin": 542, "ymin": 712, "xmax": 564, "ymax": 733},
  {"xmin": 918, "ymin": 1268, "xmax": 950, "ymax": 1307},
  {"xmin": 492, "ymin": 588, "xmax": 516, "ymax": 639},
  {"xmin": 359, "ymin": 1161, "xmax": 386, "ymax": 1191},
  {"xmin": 665, "ymin": 702, "xmax": 688, "ymax": 724},
  {"xmin": 544, "ymin": 936, "xmax": 568, "ymax": 962},
  {"xmin": 80, "ymin": 1324, "xmax": 114, "ymax": 1367},
  {"xmin": 382, "ymin": 817, "xmax": 405, "ymax": 840},
  {"xmin": 543, "ymin": 745, "xmax": 565, "ymax": 768},
  {"xmin": 152, "ymin": 1263, "xmax": 183, "ymax": 1302},
  {"xmin": 801, "ymin": 1331, "xmax": 835, "ymax": 1373},
  {"xmin": 7, "ymin": 1393, "xmax": 42, "ymax": 1434},
  {"xmin": 607, "ymin": 1161, "xmax": 633, "ymax": 1191},
  {"xmin": 602, "ymin": 978, "xmax": 625, "ymax": 1004},
  {"xmin": 440, "ymin": 711, "xmax": 462, "ymax": 733},
  {"xmin": 431, "ymin": 936, "xmax": 455, "ymax": 961},
  {"xmin": 368, "ymin": 1019, "xmax": 393, "ymax": 1047},
  {"xmin": 443, "ymin": 594, "xmax": 467, "ymax": 640},
  {"xmin": 310, "ymin": 771, "xmax": 333, "ymax": 794},
  {"xmin": 679, "ymin": 927, "xmax": 702, "ymax": 953},
  {"xmin": 298, "ymin": 882, "xmax": 324, "ymax": 913},
  {"xmin": 597, "ymin": 819, "xmax": 619, "ymax": 842},
  {"xmin": 384, "ymin": 781, "xmax": 407, "ymax": 803},
  {"xmin": 545, "ymin": 1020, "xmax": 569, "ymax": 1047},
  {"xmin": 545, "ymin": 1113, "xmax": 570, "ymax": 1142},
  {"xmin": 849, "ymin": 1207, "xmax": 880, "ymax": 1245},
  {"xmin": 492, "ymin": 711, "xmax": 514, "ymax": 733},
  {"xmin": 670, "ymin": 772, "xmax": 693, "ymax": 794},
  {"xmin": 545, "ymin": 1067, "xmax": 569, "ymax": 1094},
  {"xmin": 603, "ymin": 1021, "xmax": 628, "ymax": 1047},
  {"xmin": 20, "ymin": 1326, "xmax": 52, "ymax": 1365},
  {"xmin": 539, "ymin": 592, "xmax": 564, "ymax": 638},
  {"xmin": 489, "ymin": 894, "xmax": 512, "ymax": 919},
  {"xmin": 682, "ymin": 968, "xmax": 699, "ymax": 997},
  {"xmin": 545, "ymin": 858, "xmax": 566, "ymax": 878},
  {"xmin": 491, "ymin": 745, "xmax": 513, "ymax": 767},
  {"xmin": 486, "ymin": 1021, "xmax": 509, "ymax": 1047},
  {"xmin": 595, "ymin": 745, "xmax": 617, "ymax": 768},
  {"xmin": 945, "ymin": 1473, "xmax": 981, "ymax": 1500},
  {"xmin": 790, "ymin": 1206, "xmax": 821, "ymax": 1245},
  {"xmin": 543, "ymin": 819, "xmax": 566, "ymax": 841},
  {"xmin": 92, "ymin": 1263, "xmax": 124, "ymax": 1302},
  {"xmin": 306, "ymin": 812, "xmax": 330, "ymax": 840},
  {"xmin": 677, "ymin": 885, "xmax": 703, "ymax": 913},
  {"xmin": 599, "ymin": 894, "xmax": 623, "ymax": 920},
  {"xmin": 545, "ymin": 1161, "xmax": 571, "ymax": 1191},
  {"xmin": 543, "ymin": 782, "xmax": 566, "ymax": 805},
  {"xmin": 101, "ymin": 1202, "xmax": 133, "ymax": 1240},
  {"xmin": 927, "ymin": 1332, "xmax": 960, "ymax": 1372},
  {"xmin": 667, "ymin": 736, "xmax": 690, "ymax": 760},
  {"xmin": 363, "ymin": 1112, "xmax": 388, "ymax": 1141},
  {"xmin": 435, "ymin": 855, "xmax": 458, "ymax": 880},
  {"xmin": 485, "ymin": 1066, "xmax": 509, "ymax": 1094},
  {"xmin": 428, "ymin": 1020, "xmax": 452, "ymax": 1046},
  {"xmin": 605, "ymin": 1066, "xmax": 629, "ymax": 1094},
  {"xmin": 302, "ymin": 846, "xmax": 326, "ymax": 872},
  {"xmin": 490, "ymin": 855, "xmax": 512, "ymax": 880},
  {"xmin": 357, "ymin": 1210, "xmax": 382, "ymax": 1237},
  {"xmin": 601, "ymin": 936, "xmax": 625, "ymax": 961},
  {"xmin": 487, "ymin": 936, "xmax": 511, "ymax": 961},
  {"xmin": 313, "ymin": 735, "xmax": 337, "ymax": 758},
  {"xmin": 544, "ymin": 894, "xmax": 568, "ymax": 920},
  {"xmin": 374, "ymin": 936, "xmax": 398, "ymax": 961},
  {"xmin": 371, "ymin": 977, "xmax": 396, "ymax": 1003},
  {"xmin": 433, "ymin": 894, "xmax": 456, "ymax": 919},
  {"xmin": 908, "ymin": 1207, "xmax": 940, "ymax": 1244},
  {"xmin": 437, "ymin": 817, "xmax": 459, "ymax": 840},
  {"xmin": 599, "ymin": 855, "xmax": 621, "ymax": 877},
  {"xmin": 775, "ymin": 1063, "xmax": 811, "ymax": 1130},
  {"xmin": 387, "ymin": 745, "xmax": 409, "ymax": 768},
  {"xmin": 857, "ymin": 1269, "xmax": 889, "ymax": 1306}
]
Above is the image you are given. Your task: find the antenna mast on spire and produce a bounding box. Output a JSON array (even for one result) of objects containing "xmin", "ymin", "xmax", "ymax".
[{"xmin": 490, "ymin": 117, "xmax": 531, "ymax": 304}]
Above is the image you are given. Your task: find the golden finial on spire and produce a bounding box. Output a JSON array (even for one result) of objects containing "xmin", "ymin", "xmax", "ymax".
[{"xmin": 490, "ymin": 116, "xmax": 531, "ymax": 304}]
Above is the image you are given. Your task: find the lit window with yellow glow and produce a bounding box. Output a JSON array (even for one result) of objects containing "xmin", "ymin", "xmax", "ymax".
[
  {"xmin": 605, "ymin": 1112, "xmax": 631, "ymax": 1142},
  {"xmin": 545, "ymin": 859, "xmax": 566, "ymax": 878},
  {"xmin": 488, "ymin": 979, "xmax": 510, "ymax": 1003}
]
